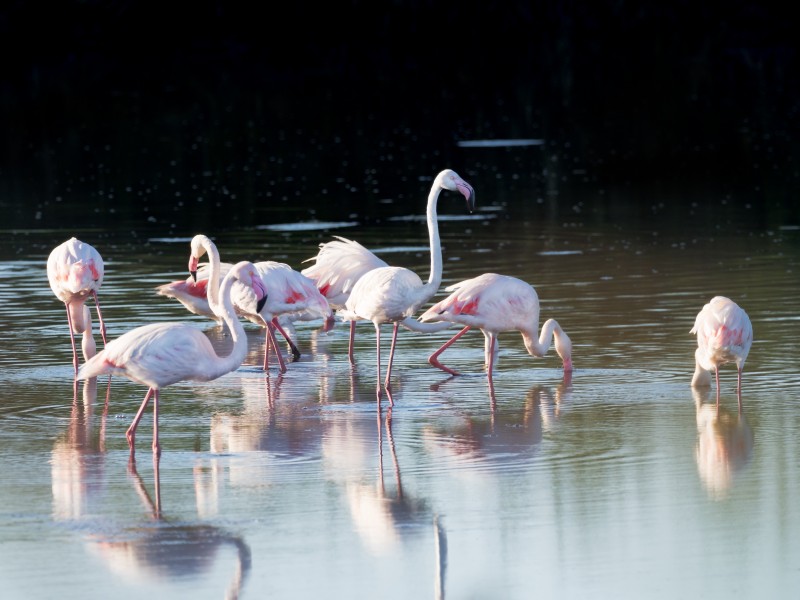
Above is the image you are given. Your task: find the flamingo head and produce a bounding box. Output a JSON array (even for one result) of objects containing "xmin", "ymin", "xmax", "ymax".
[{"xmin": 437, "ymin": 169, "xmax": 476, "ymax": 213}]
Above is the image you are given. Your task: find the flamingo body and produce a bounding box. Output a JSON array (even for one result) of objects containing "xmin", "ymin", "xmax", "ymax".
[
  {"xmin": 184, "ymin": 235, "xmax": 332, "ymax": 372},
  {"xmin": 77, "ymin": 261, "xmax": 266, "ymax": 456},
  {"xmin": 690, "ymin": 296, "xmax": 753, "ymax": 404},
  {"xmin": 337, "ymin": 169, "xmax": 476, "ymax": 403},
  {"xmin": 47, "ymin": 237, "xmax": 108, "ymax": 372},
  {"xmin": 419, "ymin": 273, "xmax": 573, "ymax": 385},
  {"xmin": 302, "ymin": 235, "xmax": 389, "ymax": 309}
]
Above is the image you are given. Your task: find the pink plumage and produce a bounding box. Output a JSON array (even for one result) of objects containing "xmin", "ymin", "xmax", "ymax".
[
  {"xmin": 690, "ymin": 296, "xmax": 753, "ymax": 407},
  {"xmin": 78, "ymin": 261, "xmax": 267, "ymax": 457},
  {"xmin": 419, "ymin": 273, "xmax": 573, "ymax": 393},
  {"xmin": 47, "ymin": 237, "xmax": 109, "ymax": 373}
]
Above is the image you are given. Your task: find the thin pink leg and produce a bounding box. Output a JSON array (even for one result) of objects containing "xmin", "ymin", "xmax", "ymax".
[
  {"xmin": 428, "ymin": 326, "xmax": 471, "ymax": 375},
  {"xmin": 272, "ymin": 317, "xmax": 301, "ymax": 361},
  {"xmin": 737, "ymin": 367, "xmax": 743, "ymax": 413},
  {"xmin": 486, "ymin": 333, "xmax": 497, "ymax": 388},
  {"xmin": 264, "ymin": 322, "xmax": 287, "ymax": 373},
  {"xmin": 348, "ymin": 321, "xmax": 356, "ymax": 364},
  {"xmin": 65, "ymin": 303, "xmax": 79, "ymax": 374},
  {"xmin": 383, "ymin": 322, "xmax": 399, "ymax": 407},
  {"xmin": 714, "ymin": 367, "xmax": 721, "ymax": 409},
  {"xmin": 93, "ymin": 290, "xmax": 108, "ymax": 345},
  {"xmin": 375, "ymin": 323, "xmax": 383, "ymax": 402},
  {"xmin": 127, "ymin": 388, "xmax": 155, "ymax": 456},
  {"xmin": 152, "ymin": 389, "xmax": 161, "ymax": 456}
]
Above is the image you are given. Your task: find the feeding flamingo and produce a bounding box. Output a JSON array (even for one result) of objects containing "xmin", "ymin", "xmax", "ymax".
[
  {"xmin": 77, "ymin": 261, "xmax": 267, "ymax": 457},
  {"xmin": 184, "ymin": 234, "xmax": 332, "ymax": 373},
  {"xmin": 690, "ymin": 295, "xmax": 753, "ymax": 409},
  {"xmin": 47, "ymin": 237, "xmax": 109, "ymax": 374},
  {"xmin": 418, "ymin": 273, "xmax": 573, "ymax": 394},
  {"xmin": 337, "ymin": 169, "xmax": 476, "ymax": 404}
]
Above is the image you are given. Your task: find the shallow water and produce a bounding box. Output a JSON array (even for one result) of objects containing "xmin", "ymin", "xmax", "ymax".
[{"xmin": 1, "ymin": 184, "xmax": 799, "ymax": 599}]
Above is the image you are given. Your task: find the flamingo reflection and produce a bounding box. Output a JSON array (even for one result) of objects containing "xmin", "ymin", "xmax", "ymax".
[
  {"xmin": 51, "ymin": 377, "xmax": 111, "ymax": 519},
  {"xmin": 87, "ymin": 456, "xmax": 252, "ymax": 600},
  {"xmin": 693, "ymin": 388, "xmax": 754, "ymax": 500},
  {"xmin": 423, "ymin": 378, "xmax": 572, "ymax": 466}
]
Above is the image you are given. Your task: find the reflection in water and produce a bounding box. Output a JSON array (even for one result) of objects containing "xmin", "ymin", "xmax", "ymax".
[
  {"xmin": 87, "ymin": 457, "xmax": 252, "ymax": 600},
  {"xmin": 424, "ymin": 378, "xmax": 573, "ymax": 464},
  {"xmin": 345, "ymin": 408, "xmax": 431, "ymax": 555},
  {"xmin": 434, "ymin": 515, "xmax": 448, "ymax": 600},
  {"xmin": 51, "ymin": 377, "xmax": 110, "ymax": 519},
  {"xmin": 52, "ymin": 393, "xmax": 251, "ymax": 599},
  {"xmin": 693, "ymin": 389, "xmax": 754, "ymax": 500}
]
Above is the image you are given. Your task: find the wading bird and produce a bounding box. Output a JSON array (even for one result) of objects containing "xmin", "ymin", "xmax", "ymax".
[
  {"xmin": 418, "ymin": 273, "xmax": 573, "ymax": 395},
  {"xmin": 337, "ymin": 169, "xmax": 475, "ymax": 405},
  {"xmin": 690, "ymin": 295, "xmax": 753, "ymax": 409},
  {"xmin": 47, "ymin": 237, "xmax": 109, "ymax": 374},
  {"xmin": 77, "ymin": 261, "xmax": 267, "ymax": 457}
]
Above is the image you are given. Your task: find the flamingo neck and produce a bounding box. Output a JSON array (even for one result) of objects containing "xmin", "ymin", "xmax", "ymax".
[
  {"xmin": 210, "ymin": 271, "xmax": 249, "ymax": 377},
  {"xmin": 521, "ymin": 318, "xmax": 571, "ymax": 369},
  {"xmin": 201, "ymin": 237, "xmax": 223, "ymax": 315},
  {"xmin": 424, "ymin": 184, "xmax": 443, "ymax": 295}
]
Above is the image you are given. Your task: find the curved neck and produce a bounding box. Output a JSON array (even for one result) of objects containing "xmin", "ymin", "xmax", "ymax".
[
  {"xmin": 201, "ymin": 238, "xmax": 223, "ymax": 315},
  {"xmin": 521, "ymin": 319, "xmax": 559, "ymax": 357},
  {"xmin": 424, "ymin": 183, "xmax": 443, "ymax": 294},
  {"xmin": 210, "ymin": 271, "xmax": 249, "ymax": 376}
]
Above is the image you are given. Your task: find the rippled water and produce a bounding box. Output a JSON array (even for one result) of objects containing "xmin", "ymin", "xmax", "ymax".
[{"xmin": 1, "ymin": 195, "xmax": 799, "ymax": 599}]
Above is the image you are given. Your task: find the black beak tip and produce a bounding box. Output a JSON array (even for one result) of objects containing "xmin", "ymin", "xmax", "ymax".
[
  {"xmin": 256, "ymin": 295, "xmax": 268, "ymax": 313},
  {"xmin": 190, "ymin": 270, "xmax": 197, "ymax": 283}
]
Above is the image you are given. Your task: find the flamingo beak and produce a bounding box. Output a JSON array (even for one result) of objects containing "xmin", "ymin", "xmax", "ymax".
[
  {"xmin": 188, "ymin": 256, "xmax": 199, "ymax": 282},
  {"xmin": 459, "ymin": 182, "xmax": 476, "ymax": 213},
  {"xmin": 252, "ymin": 276, "xmax": 269, "ymax": 313},
  {"xmin": 257, "ymin": 294, "xmax": 268, "ymax": 313}
]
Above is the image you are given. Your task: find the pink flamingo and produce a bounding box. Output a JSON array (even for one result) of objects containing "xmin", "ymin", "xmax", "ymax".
[
  {"xmin": 47, "ymin": 237, "xmax": 109, "ymax": 374},
  {"xmin": 184, "ymin": 234, "xmax": 332, "ymax": 374},
  {"xmin": 337, "ymin": 169, "xmax": 476, "ymax": 405},
  {"xmin": 418, "ymin": 273, "xmax": 573, "ymax": 394},
  {"xmin": 690, "ymin": 295, "xmax": 753, "ymax": 409},
  {"xmin": 301, "ymin": 235, "xmax": 388, "ymax": 361},
  {"xmin": 77, "ymin": 261, "xmax": 267, "ymax": 457}
]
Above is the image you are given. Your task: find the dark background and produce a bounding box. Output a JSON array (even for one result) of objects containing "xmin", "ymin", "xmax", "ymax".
[{"xmin": 1, "ymin": 0, "xmax": 797, "ymax": 229}]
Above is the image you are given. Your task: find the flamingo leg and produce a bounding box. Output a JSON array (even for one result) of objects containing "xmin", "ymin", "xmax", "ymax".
[
  {"xmin": 272, "ymin": 317, "xmax": 301, "ymax": 361},
  {"xmin": 428, "ymin": 326, "xmax": 471, "ymax": 376},
  {"xmin": 486, "ymin": 333, "xmax": 497, "ymax": 388},
  {"xmin": 383, "ymin": 322, "xmax": 399, "ymax": 407},
  {"xmin": 65, "ymin": 303, "xmax": 79, "ymax": 374},
  {"xmin": 152, "ymin": 389, "xmax": 161, "ymax": 456},
  {"xmin": 374, "ymin": 323, "xmax": 383, "ymax": 402},
  {"xmin": 93, "ymin": 290, "xmax": 108, "ymax": 345},
  {"xmin": 348, "ymin": 321, "xmax": 357, "ymax": 364},
  {"xmin": 127, "ymin": 388, "xmax": 155, "ymax": 455},
  {"xmin": 264, "ymin": 323, "xmax": 287, "ymax": 374},
  {"xmin": 714, "ymin": 366, "xmax": 721, "ymax": 409},
  {"xmin": 737, "ymin": 367, "xmax": 744, "ymax": 413}
]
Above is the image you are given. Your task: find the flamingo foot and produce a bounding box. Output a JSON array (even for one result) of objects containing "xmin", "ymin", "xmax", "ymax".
[{"xmin": 428, "ymin": 355, "xmax": 460, "ymax": 376}]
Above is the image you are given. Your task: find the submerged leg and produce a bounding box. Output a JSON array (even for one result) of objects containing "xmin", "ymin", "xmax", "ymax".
[
  {"xmin": 384, "ymin": 322, "xmax": 399, "ymax": 407},
  {"xmin": 127, "ymin": 388, "xmax": 155, "ymax": 455},
  {"xmin": 152, "ymin": 389, "xmax": 161, "ymax": 456},
  {"xmin": 486, "ymin": 333, "xmax": 498, "ymax": 388},
  {"xmin": 428, "ymin": 326, "xmax": 471, "ymax": 376},
  {"xmin": 348, "ymin": 321, "xmax": 357, "ymax": 364}
]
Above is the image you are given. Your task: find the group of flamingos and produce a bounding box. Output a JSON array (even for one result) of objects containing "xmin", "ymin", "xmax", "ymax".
[{"xmin": 46, "ymin": 169, "xmax": 753, "ymax": 457}]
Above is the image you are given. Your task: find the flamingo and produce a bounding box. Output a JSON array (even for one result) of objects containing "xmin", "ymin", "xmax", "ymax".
[
  {"xmin": 418, "ymin": 273, "xmax": 573, "ymax": 394},
  {"xmin": 302, "ymin": 235, "xmax": 388, "ymax": 361},
  {"xmin": 47, "ymin": 237, "xmax": 109, "ymax": 374},
  {"xmin": 185, "ymin": 234, "xmax": 332, "ymax": 374},
  {"xmin": 690, "ymin": 295, "xmax": 753, "ymax": 409},
  {"xmin": 76, "ymin": 261, "xmax": 267, "ymax": 457},
  {"xmin": 337, "ymin": 169, "xmax": 476, "ymax": 404}
]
